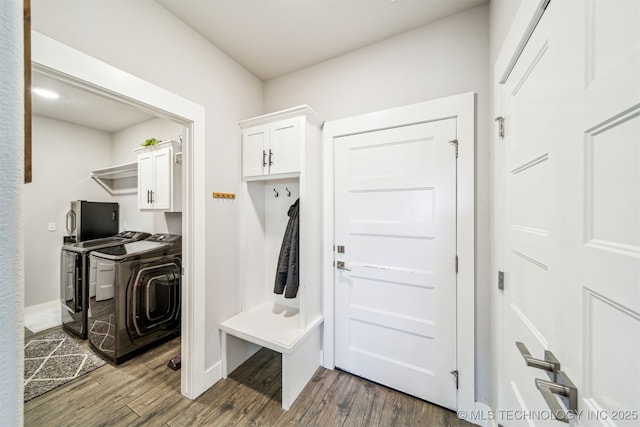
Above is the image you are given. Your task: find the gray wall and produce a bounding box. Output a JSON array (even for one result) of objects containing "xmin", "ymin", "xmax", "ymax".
[
  {"xmin": 31, "ymin": 0, "xmax": 264, "ymax": 372},
  {"xmin": 25, "ymin": 116, "xmax": 113, "ymax": 307},
  {"xmin": 264, "ymin": 4, "xmax": 492, "ymax": 404}
]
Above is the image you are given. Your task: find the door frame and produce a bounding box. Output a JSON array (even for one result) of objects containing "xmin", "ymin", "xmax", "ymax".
[
  {"xmin": 31, "ymin": 32, "xmax": 208, "ymax": 399},
  {"xmin": 322, "ymin": 92, "xmax": 476, "ymax": 413},
  {"xmin": 493, "ymin": 0, "xmax": 549, "ymax": 416}
]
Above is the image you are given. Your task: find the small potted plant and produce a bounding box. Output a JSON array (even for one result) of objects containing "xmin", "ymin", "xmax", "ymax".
[{"xmin": 141, "ymin": 137, "xmax": 158, "ymax": 147}]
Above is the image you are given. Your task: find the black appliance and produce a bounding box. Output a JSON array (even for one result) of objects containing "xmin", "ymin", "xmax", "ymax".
[
  {"xmin": 88, "ymin": 234, "xmax": 182, "ymax": 364},
  {"xmin": 61, "ymin": 230, "xmax": 151, "ymax": 339},
  {"xmin": 65, "ymin": 200, "xmax": 119, "ymax": 243}
]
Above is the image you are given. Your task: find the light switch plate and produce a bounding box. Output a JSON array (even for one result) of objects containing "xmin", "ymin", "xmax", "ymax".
[{"xmin": 48, "ymin": 222, "xmax": 56, "ymax": 231}]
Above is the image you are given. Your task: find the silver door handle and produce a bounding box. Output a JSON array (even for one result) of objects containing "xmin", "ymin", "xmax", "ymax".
[
  {"xmin": 516, "ymin": 341, "xmax": 560, "ymax": 375},
  {"xmin": 535, "ymin": 373, "xmax": 578, "ymax": 423},
  {"xmin": 336, "ymin": 261, "xmax": 351, "ymax": 271}
]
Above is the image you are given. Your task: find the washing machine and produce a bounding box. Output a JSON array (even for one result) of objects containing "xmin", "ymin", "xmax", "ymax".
[
  {"xmin": 87, "ymin": 233, "xmax": 181, "ymax": 364},
  {"xmin": 61, "ymin": 230, "xmax": 151, "ymax": 339}
]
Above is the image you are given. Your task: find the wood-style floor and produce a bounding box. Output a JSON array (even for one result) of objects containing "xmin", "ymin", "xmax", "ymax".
[{"xmin": 24, "ymin": 328, "xmax": 471, "ymax": 426}]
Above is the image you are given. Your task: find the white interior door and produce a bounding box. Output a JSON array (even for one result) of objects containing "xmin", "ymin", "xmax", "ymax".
[
  {"xmin": 334, "ymin": 118, "xmax": 458, "ymax": 410},
  {"xmin": 499, "ymin": 1, "xmax": 639, "ymax": 425}
]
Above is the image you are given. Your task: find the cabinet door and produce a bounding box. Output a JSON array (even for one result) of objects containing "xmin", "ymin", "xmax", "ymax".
[
  {"xmin": 138, "ymin": 151, "xmax": 154, "ymax": 210},
  {"xmin": 152, "ymin": 147, "xmax": 172, "ymax": 210},
  {"xmin": 242, "ymin": 125, "xmax": 269, "ymax": 178},
  {"xmin": 269, "ymin": 117, "xmax": 302, "ymax": 175}
]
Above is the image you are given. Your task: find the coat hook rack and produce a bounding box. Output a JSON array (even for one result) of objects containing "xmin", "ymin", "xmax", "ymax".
[
  {"xmin": 273, "ymin": 188, "xmax": 279, "ymax": 197},
  {"xmin": 285, "ymin": 187, "xmax": 291, "ymax": 197}
]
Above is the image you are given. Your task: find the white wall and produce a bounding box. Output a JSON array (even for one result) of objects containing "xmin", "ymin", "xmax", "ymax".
[
  {"xmin": 24, "ymin": 116, "xmax": 113, "ymax": 307},
  {"xmin": 0, "ymin": 1, "xmax": 24, "ymax": 423},
  {"xmin": 265, "ymin": 4, "xmax": 492, "ymax": 405},
  {"xmin": 31, "ymin": 0, "xmax": 263, "ymax": 373},
  {"xmin": 112, "ymin": 117, "xmax": 185, "ymax": 235}
]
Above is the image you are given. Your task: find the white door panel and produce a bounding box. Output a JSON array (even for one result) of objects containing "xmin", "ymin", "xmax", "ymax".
[
  {"xmin": 334, "ymin": 118, "xmax": 457, "ymax": 410},
  {"xmin": 500, "ymin": 1, "xmax": 639, "ymax": 425},
  {"xmin": 269, "ymin": 117, "xmax": 301, "ymax": 175}
]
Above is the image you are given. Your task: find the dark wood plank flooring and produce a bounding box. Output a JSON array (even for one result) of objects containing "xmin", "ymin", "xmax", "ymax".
[{"xmin": 24, "ymin": 328, "xmax": 471, "ymax": 426}]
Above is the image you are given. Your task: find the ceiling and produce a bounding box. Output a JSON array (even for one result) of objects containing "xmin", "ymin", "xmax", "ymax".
[
  {"xmin": 31, "ymin": 71, "xmax": 156, "ymax": 133},
  {"xmin": 158, "ymin": 0, "xmax": 488, "ymax": 81},
  {"xmin": 32, "ymin": 0, "xmax": 486, "ymax": 131}
]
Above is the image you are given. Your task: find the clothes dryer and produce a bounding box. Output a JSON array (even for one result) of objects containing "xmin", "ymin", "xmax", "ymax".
[
  {"xmin": 61, "ymin": 230, "xmax": 151, "ymax": 339},
  {"xmin": 87, "ymin": 233, "xmax": 181, "ymax": 364}
]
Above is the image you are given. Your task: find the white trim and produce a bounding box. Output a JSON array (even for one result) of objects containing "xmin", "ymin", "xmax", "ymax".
[
  {"xmin": 493, "ymin": 0, "xmax": 549, "ymax": 418},
  {"xmin": 472, "ymin": 402, "xmax": 498, "ymax": 427},
  {"xmin": 24, "ymin": 300, "xmax": 61, "ymax": 333},
  {"xmin": 322, "ymin": 92, "xmax": 476, "ymax": 414},
  {"xmin": 495, "ymin": 0, "xmax": 549, "ymax": 84},
  {"xmin": 31, "ymin": 32, "xmax": 208, "ymax": 399}
]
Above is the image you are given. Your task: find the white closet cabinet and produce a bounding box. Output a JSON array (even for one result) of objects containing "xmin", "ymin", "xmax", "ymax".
[
  {"xmin": 242, "ymin": 116, "xmax": 303, "ymax": 179},
  {"xmin": 135, "ymin": 140, "xmax": 182, "ymax": 211},
  {"xmin": 220, "ymin": 105, "xmax": 324, "ymax": 410}
]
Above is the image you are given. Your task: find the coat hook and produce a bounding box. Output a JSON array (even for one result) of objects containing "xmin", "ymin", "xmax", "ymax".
[
  {"xmin": 285, "ymin": 187, "xmax": 291, "ymax": 197},
  {"xmin": 273, "ymin": 188, "xmax": 279, "ymax": 197}
]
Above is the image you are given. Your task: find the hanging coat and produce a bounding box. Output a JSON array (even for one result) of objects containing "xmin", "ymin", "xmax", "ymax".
[{"xmin": 274, "ymin": 198, "xmax": 299, "ymax": 298}]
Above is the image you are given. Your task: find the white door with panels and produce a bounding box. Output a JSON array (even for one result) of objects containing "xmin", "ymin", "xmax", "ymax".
[
  {"xmin": 334, "ymin": 118, "xmax": 458, "ymax": 410},
  {"xmin": 499, "ymin": 0, "xmax": 639, "ymax": 425}
]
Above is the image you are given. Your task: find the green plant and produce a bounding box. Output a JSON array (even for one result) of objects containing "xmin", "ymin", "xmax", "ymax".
[{"xmin": 141, "ymin": 137, "xmax": 158, "ymax": 147}]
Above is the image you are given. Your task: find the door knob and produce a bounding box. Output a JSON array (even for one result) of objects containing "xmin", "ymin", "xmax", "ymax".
[
  {"xmin": 535, "ymin": 373, "xmax": 578, "ymax": 423},
  {"xmin": 516, "ymin": 341, "xmax": 560, "ymax": 376}
]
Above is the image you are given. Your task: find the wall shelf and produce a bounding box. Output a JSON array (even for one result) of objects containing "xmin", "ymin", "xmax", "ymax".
[{"xmin": 91, "ymin": 161, "xmax": 138, "ymax": 195}]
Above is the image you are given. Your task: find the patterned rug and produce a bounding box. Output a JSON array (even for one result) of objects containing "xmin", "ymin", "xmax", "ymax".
[{"xmin": 24, "ymin": 330, "xmax": 106, "ymax": 401}]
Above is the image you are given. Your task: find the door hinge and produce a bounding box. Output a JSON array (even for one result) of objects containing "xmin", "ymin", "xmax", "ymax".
[
  {"xmin": 455, "ymin": 255, "xmax": 459, "ymax": 273},
  {"xmin": 498, "ymin": 270, "xmax": 504, "ymax": 290},
  {"xmin": 182, "ymin": 267, "xmax": 185, "ymax": 276},
  {"xmin": 451, "ymin": 370, "xmax": 459, "ymax": 389},
  {"xmin": 449, "ymin": 139, "xmax": 458, "ymax": 158},
  {"xmin": 495, "ymin": 116, "xmax": 505, "ymax": 139}
]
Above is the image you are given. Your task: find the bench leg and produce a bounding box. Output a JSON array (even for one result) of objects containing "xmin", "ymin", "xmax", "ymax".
[{"xmin": 281, "ymin": 325, "xmax": 322, "ymax": 410}]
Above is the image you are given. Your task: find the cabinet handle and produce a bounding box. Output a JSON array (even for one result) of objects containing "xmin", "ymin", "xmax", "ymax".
[
  {"xmin": 150, "ymin": 190, "xmax": 154, "ymax": 204},
  {"xmin": 262, "ymin": 150, "xmax": 266, "ymax": 167},
  {"xmin": 269, "ymin": 149, "xmax": 273, "ymax": 166}
]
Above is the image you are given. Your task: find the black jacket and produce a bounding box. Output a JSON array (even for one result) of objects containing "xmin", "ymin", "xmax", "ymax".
[{"xmin": 274, "ymin": 198, "xmax": 299, "ymax": 298}]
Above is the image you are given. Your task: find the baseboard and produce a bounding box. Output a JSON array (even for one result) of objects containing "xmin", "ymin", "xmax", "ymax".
[
  {"xmin": 462, "ymin": 402, "xmax": 497, "ymax": 427},
  {"xmin": 24, "ymin": 300, "xmax": 61, "ymax": 332},
  {"xmin": 204, "ymin": 360, "xmax": 223, "ymax": 390}
]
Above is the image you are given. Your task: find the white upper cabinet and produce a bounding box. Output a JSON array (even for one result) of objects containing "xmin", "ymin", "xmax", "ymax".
[
  {"xmin": 241, "ymin": 112, "xmax": 308, "ymax": 179},
  {"xmin": 136, "ymin": 140, "xmax": 182, "ymax": 212}
]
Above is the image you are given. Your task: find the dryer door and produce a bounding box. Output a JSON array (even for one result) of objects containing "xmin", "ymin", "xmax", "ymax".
[
  {"xmin": 61, "ymin": 250, "xmax": 81, "ymax": 313},
  {"xmin": 128, "ymin": 259, "xmax": 181, "ymax": 337}
]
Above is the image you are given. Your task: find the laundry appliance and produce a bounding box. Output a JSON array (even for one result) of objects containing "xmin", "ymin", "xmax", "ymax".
[
  {"xmin": 65, "ymin": 200, "xmax": 119, "ymax": 243},
  {"xmin": 61, "ymin": 230, "xmax": 151, "ymax": 339},
  {"xmin": 87, "ymin": 233, "xmax": 182, "ymax": 364}
]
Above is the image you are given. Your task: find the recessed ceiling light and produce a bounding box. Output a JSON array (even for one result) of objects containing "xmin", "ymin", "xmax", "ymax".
[{"xmin": 32, "ymin": 87, "xmax": 60, "ymax": 99}]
